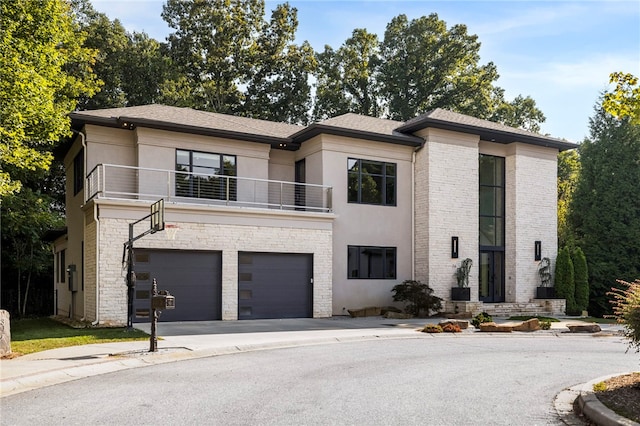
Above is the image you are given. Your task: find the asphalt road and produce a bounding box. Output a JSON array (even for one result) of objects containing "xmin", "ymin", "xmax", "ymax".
[{"xmin": 2, "ymin": 334, "xmax": 636, "ymax": 425}]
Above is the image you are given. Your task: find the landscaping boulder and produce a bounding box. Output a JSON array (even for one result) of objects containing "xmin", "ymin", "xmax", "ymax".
[
  {"xmin": 348, "ymin": 307, "xmax": 381, "ymax": 317},
  {"xmin": 0, "ymin": 310, "xmax": 10, "ymax": 356},
  {"xmin": 479, "ymin": 322, "xmax": 513, "ymax": 332},
  {"xmin": 512, "ymin": 318, "xmax": 540, "ymax": 332},
  {"xmin": 439, "ymin": 319, "xmax": 469, "ymax": 330},
  {"xmin": 384, "ymin": 311, "xmax": 413, "ymax": 319},
  {"xmin": 567, "ymin": 323, "xmax": 601, "ymax": 333}
]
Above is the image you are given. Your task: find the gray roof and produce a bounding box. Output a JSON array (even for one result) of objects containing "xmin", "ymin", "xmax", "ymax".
[
  {"xmin": 290, "ymin": 113, "xmax": 424, "ymax": 146},
  {"xmin": 397, "ymin": 108, "xmax": 576, "ymax": 151},
  {"xmin": 71, "ymin": 104, "xmax": 302, "ymax": 143},
  {"xmin": 70, "ymin": 104, "xmax": 576, "ymax": 152}
]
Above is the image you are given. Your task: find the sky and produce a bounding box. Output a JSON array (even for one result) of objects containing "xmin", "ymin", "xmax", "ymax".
[{"xmin": 92, "ymin": 0, "xmax": 640, "ymax": 143}]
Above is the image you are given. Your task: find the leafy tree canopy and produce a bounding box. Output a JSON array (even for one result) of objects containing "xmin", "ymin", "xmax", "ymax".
[
  {"xmin": 0, "ymin": 0, "xmax": 99, "ymax": 196},
  {"xmin": 569, "ymin": 103, "xmax": 640, "ymax": 316},
  {"xmin": 603, "ymin": 72, "xmax": 640, "ymax": 125}
]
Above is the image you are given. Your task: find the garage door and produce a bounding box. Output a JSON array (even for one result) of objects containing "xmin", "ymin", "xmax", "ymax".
[
  {"xmin": 133, "ymin": 249, "xmax": 222, "ymax": 322},
  {"xmin": 238, "ymin": 252, "xmax": 313, "ymax": 319}
]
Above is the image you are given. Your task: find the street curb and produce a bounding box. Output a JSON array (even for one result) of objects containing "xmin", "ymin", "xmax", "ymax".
[{"xmin": 576, "ymin": 374, "xmax": 640, "ymax": 426}]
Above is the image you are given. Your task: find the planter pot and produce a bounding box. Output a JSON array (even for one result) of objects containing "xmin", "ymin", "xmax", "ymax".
[
  {"xmin": 451, "ymin": 287, "xmax": 471, "ymax": 301},
  {"xmin": 536, "ymin": 287, "xmax": 555, "ymax": 299}
]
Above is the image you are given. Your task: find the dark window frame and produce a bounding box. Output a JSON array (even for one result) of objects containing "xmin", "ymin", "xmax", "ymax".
[
  {"xmin": 347, "ymin": 245, "xmax": 397, "ymax": 279},
  {"xmin": 347, "ymin": 158, "xmax": 397, "ymax": 206},
  {"xmin": 175, "ymin": 149, "xmax": 237, "ymax": 201}
]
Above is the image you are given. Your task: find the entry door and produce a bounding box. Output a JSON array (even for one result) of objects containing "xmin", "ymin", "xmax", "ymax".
[{"xmin": 479, "ymin": 251, "xmax": 505, "ymax": 303}]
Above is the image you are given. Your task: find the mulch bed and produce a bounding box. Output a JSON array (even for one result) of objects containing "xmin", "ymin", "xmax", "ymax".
[{"xmin": 594, "ymin": 372, "xmax": 640, "ymax": 422}]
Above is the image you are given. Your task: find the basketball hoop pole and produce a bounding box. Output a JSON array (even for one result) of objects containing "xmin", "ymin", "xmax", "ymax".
[{"xmin": 123, "ymin": 199, "xmax": 165, "ymax": 330}]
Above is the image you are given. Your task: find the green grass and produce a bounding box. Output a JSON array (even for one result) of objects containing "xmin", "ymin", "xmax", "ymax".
[
  {"xmin": 9, "ymin": 318, "xmax": 149, "ymax": 356},
  {"xmin": 508, "ymin": 315, "xmax": 560, "ymax": 322}
]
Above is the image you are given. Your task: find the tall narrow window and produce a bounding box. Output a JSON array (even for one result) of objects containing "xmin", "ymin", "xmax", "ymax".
[
  {"xmin": 73, "ymin": 149, "xmax": 84, "ymax": 195},
  {"xmin": 348, "ymin": 158, "xmax": 396, "ymax": 206},
  {"xmin": 479, "ymin": 155, "xmax": 505, "ymax": 248},
  {"xmin": 176, "ymin": 150, "xmax": 237, "ymax": 200}
]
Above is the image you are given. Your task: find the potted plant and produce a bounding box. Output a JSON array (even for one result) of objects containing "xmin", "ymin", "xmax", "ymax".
[
  {"xmin": 452, "ymin": 258, "xmax": 472, "ymax": 301},
  {"xmin": 536, "ymin": 257, "xmax": 554, "ymax": 299}
]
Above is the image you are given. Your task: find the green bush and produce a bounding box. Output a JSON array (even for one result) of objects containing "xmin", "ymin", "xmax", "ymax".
[
  {"xmin": 472, "ymin": 312, "xmax": 493, "ymax": 328},
  {"xmin": 572, "ymin": 247, "xmax": 589, "ymax": 313},
  {"xmin": 422, "ymin": 324, "xmax": 443, "ymax": 333},
  {"xmin": 555, "ymin": 247, "xmax": 576, "ymax": 314},
  {"xmin": 540, "ymin": 320, "xmax": 552, "ymax": 330},
  {"xmin": 609, "ymin": 279, "xmax": 640, "ymax": 353},
  {"xmin": 391, "ymin": 280, "xmax": 442, "ymax": 317}
]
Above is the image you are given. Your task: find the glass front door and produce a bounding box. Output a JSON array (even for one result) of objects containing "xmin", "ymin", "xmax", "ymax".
[{"xmin": 479, "ymin": 250, "xmax": 505, "ymax": 303}]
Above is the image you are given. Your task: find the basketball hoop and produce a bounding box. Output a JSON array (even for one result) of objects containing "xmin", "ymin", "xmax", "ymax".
[{"xmin": 165, "ymin": 224, "xmax": 180, "ymax": 241}]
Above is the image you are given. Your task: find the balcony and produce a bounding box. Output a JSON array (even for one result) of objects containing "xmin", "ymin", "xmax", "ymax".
[{"xmin": 86, "ymin": 164, "xmax": 332, "ymax": 213}]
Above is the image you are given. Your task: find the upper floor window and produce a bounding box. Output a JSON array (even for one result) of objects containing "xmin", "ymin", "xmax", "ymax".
[
  {"xmin": 73, "ymin": 149, "xmax": 83, "ymax": 195},
  {"xmin": 347, "ymin": 158, "xmax": 396, "ymax": 206},
  {"xmin": 348, "ymin": 245, "xmax": 397, "ymax": 279},
  {"xmin": 479, "ymin": 154, "xmax": 505, "ymax": 247},
  {"xmin": 176, "ymin": 149, "xmax": 237, "ymax": 200}
]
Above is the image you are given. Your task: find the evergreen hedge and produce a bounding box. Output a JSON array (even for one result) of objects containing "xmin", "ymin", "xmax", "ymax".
[
  {"xmin": 555, "ymin": 247, "xmax": 576, "ymax": 314},
  {"xmin": 572, "ymin": 247, "xmax": 589, "ymax": 313}
]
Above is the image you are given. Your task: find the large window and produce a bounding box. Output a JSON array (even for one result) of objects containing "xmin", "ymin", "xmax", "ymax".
[
  {"xmin": 348, "ymin": 245, "xmax": 396, "ymax": 279},
  {"xmin": 348, "ymin": 158, "xmax": 396, "ymax": 206},
  {"xmin": 479, "ymin": 154, "xmax": 505, "ymax": 247},
  {"xmin": 176, "ymin": 150, "xmax": 237, "ymax": 200}
]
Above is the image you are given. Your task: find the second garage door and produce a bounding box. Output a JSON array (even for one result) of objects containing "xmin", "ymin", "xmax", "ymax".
[{"xmin": 238, "ymin": 252, "xmax": 313, "ymax": 319}]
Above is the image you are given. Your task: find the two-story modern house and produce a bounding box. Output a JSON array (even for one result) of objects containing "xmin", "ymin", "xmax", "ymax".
[{"xmin": 49, "ymin": 104, "xmax": 575, "ymax": 325}]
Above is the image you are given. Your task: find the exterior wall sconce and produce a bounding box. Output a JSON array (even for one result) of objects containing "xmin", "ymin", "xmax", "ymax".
[
  {"xmin": 534, "ymin": 240, "xmax": 542, "ymax": 261},
  {"xmin": 451, "ymin": 236, "xmax": 459, "ymax": 258}
]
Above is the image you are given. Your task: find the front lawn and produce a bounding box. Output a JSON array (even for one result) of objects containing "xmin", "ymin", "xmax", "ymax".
[{"xmin": 8, "ymin": 317, "xmax": 148, "ymax": 356}]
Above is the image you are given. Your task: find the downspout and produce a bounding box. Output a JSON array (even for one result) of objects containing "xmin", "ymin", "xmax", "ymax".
[{"xmin": 92, "ymin": 204, "xmax": 100, "ymax": 326}]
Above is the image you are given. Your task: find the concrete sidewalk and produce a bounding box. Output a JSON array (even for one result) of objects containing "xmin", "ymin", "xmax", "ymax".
[{"xmin": 0, "ymin": 315, "xmax": 629, "ymax": 426}]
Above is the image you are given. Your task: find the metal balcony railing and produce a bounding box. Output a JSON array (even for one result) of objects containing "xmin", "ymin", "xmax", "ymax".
[{"xmin": 86, "ymin": 164, "xmax": 332, "ymax": 213}]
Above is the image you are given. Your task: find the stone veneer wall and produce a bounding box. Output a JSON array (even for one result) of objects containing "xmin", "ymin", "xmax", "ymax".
[
  {"xmin": 83, "ymin": 216, "xmax": 97, "ymax": 322},
  {"xmin": 414, "ymin": 129, "xmax": 480, "ymax": 301},
  {"xmin": 505, "ymin": 143, "xmax": 559, "ymax": 303},
  {"xmin": 94, "ymin": 217, "xmax": 332, "ymax": 325}
]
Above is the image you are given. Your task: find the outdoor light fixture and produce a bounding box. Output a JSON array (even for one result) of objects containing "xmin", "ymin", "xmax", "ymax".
[
  {"xmin": 451, "ymin": 236, "xmax": 459, "ymax": 258},
  {"xmin": 535, "ymin": 240, "xmax": 542, "ymax": 261}
]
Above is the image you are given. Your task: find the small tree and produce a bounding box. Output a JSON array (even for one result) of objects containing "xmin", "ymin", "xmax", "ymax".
[
  {"xmin": 572, "ymin": 247, "xmax": 589, "ymax": 313},
  {"xmin": 609, "ymin": 279, "xmax": 640, "ymax": 353},
  {"xmin": 555, "ymin": 247, "xmax": 576, "ymax": 314},
  {"xmin": 391, "ymin": 280, "xmax": 442, "ymax": 317}
]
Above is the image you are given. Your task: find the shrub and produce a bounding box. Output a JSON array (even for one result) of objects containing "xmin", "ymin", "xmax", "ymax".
[
  {"xmin": 472, "ymin": 312, "xmax": 493, "ymax": 328},
  {"xmin": 572, "ymin": 247, "xmax": 589, "ymax": 313},
  {"xmin": 422, "ymin": 324, "xmax": 443, "ymax": 333},
  {"xmin": 391, "ymin": 280, "xmax": 442, "ymax": 317},
  {"xmin": 555, "ymin": 247, "xmax": 576, "ymax": 314},
  {"xmin": 442, "ymin": 323, "xmax": 461, "ymax": 333},
  {"xmin": 609, "ymin": 279, "xmax": 640, "ymax": 353},
  {"xmin": 538, "ymin": 257, "xmax": 552, "ymax": 287},
  {"xmin": 540, "ymin": 320, "xmax": 552, "ymax": 330}
]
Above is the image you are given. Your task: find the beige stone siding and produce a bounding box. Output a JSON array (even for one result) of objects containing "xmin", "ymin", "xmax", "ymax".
[
  {"xmin": 92, "ymin": 201, "xmax": 333, "ymax": 324},
  {"xmin": 415, "ymin": 129, "xmax": 480, "ymax": 301},
  {"xmin": 504, "ymin": 143, "xmax": 559, "ymax": 302}
]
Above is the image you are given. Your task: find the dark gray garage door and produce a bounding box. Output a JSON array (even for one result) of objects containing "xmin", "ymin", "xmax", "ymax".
[
  {"xmin": 133, "ymin": 249, "xmax": 222, "ymax": 322},
  {"xmin": 238, "ymin": 252, "xmax": 313, "ymax": 320}
]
